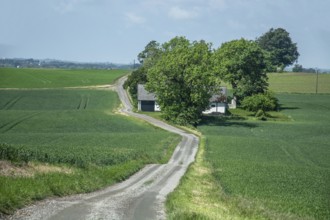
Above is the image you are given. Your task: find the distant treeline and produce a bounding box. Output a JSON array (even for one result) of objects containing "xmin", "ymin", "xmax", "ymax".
[
  {"xmin": 292, "ymin": 64, "xmax": 329, "ymax": 73},
  {"xmin": 0, "ymin": 58, "xmax": 138, "ymax": 70}
]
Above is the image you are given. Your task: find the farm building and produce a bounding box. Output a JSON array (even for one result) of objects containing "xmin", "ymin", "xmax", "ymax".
[
  {"xmin": 137, "ymin": 84, "xmax": 230, "ymax": 113},
  {"xmin": 137, "ymin": 84, "xmax": 160, "ymax": 112},
  {"xmin": 203, "ymin": 87, "xmax": 227, "ymax": 114}
]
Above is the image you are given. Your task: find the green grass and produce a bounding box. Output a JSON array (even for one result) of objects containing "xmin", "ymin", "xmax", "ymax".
[
  {"xmin": 0, "ymin": 89, "xmax": 180, "ymax": 214},
  {"xmin": 168, "ymin": 94, "xmax": 330, "ymax": 219},
  {"xmin": 268, "ymin": 72, "xmax": 330, "ymax": 93},
  {"xmin": 0, "ymin": 68, "xmax": 128, "ymax": 88}
]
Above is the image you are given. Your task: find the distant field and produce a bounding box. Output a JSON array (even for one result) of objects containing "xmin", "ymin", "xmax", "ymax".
[
  {"xmin": 268, "ymin": 72, "xmax": 330, "ymax": 93},
  {"xmin": 0, "ymin": 68, "xmax": 128, "ymax": 88}
]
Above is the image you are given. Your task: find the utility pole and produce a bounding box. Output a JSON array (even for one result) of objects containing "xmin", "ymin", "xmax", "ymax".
[{"xmin": 315, "ymin": 68, "xmax": 319, "ymax": 94}]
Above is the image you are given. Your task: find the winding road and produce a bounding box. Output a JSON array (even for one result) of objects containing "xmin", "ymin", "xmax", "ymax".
[{"xmin": 7, "ymin": 76, "xmax": 199, "ymax": 220}]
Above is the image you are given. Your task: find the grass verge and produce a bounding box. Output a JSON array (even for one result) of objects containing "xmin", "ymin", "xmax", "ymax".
[{"xmin": 0, "ymin": 160, "xmax": 143, "ymax": 214}]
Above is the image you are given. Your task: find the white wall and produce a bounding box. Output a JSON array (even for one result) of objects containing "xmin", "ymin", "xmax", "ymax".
[
  {"xmin": 203, "ymin": 102, "xmax": 226, "ymax": 114},
  {"xmin": 154, "ymin": 102, "xmax": 161, "ymax": 111}
]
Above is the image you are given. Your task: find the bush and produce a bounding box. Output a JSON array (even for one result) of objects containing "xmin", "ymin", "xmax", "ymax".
[{"xmin": 241, "ymin": 92, "xmax": 279, "ymax": 113}]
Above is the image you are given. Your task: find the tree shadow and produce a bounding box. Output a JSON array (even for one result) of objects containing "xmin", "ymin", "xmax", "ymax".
[
  {"xmin": 199, "ymin": 115, "xmax": 258, "ymax": 128},
  {"xmin": 279, "ymin": 104, "xmax": 300, "ymax": 111}
]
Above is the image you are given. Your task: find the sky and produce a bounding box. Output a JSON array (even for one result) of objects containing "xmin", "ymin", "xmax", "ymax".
[{"xmin": 1, "ymin": 0, "xmax": 329, "ymax": 68}]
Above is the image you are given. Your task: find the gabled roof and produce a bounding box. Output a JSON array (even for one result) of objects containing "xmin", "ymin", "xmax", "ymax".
[{"xmin": 137, "ymin": 84, "xmax": 157, "ymax": 101}]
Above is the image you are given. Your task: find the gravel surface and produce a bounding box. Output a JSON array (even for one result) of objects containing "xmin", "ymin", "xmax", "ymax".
[{"xmin": 4, "ymin": 76, "xmax": 199, "ymax": 220}]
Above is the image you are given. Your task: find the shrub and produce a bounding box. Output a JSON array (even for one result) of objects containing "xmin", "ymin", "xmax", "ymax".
[{"xmin": 241, "ymin": 92, "xmax": 278, "ymax": 113}]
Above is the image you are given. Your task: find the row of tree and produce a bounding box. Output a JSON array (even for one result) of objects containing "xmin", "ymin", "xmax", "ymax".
[
  {"xmin": 0, "ymin": 58, "xmax": 133, "ymax": 70},
  {"xmin": 124, "ymin": 28, "xmax": 299, "ymax": 125},
  {"xmin": 292, "ymin": 64, "xmax": 318, "ymax": 73}
]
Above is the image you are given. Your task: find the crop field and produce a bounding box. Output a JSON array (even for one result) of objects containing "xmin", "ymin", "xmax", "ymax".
[
  {"xmin": 0, "ymin": 69, "xmax": 180, "ymax": 214},
  {"xmin": 193, "ymin": 94, "xmax": 329, "ymax": 219},
  {"xmin": 268, "ymin": 72, "xmax": 330, "ymax": 93},
  {"xmin": 0, "ymin": 68, "xmax": 128, "ymax": 88},
  {"xmin": 0, "ymin": 90, "xmax": 179, "ymax": 167}
]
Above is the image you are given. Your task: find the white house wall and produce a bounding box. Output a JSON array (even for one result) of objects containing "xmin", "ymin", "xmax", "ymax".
[
  {"xmin": 203, "ymin": 102, "xmax": 226, "ymax": 114},
  {"xmin": 154, "ymin": 102, "xmax": 161, "ymax": 111}
]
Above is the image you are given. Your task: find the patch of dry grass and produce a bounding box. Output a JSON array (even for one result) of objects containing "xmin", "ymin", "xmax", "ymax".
[{"xmin": 0, "ymin": 160, "xmax": 72, "ymax": 177}]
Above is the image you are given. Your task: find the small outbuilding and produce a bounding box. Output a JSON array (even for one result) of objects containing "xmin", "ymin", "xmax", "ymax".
[
  {"xmin": 137, "ymin": 84, "xmax": 160, "ymax": 112},
  {"xmin": 203, "ymin": 87, "xmax": 227, "ymax": 114}
]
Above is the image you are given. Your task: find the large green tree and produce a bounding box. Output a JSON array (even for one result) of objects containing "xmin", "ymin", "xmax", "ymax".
[
  {"xmin": 213, "ymin": 38, "xmax": 268, "ymax": 102},
  {"xmin": 124, "ymin": 40, "xmax": 161, "ymax": 106},
  {"xmin": 137, "ymin": 40, "xmax": 161, "ymax": 66},
  {"xmin": 146, "ymin": 37, "xmax": 220, "ymax": 125},
  {"xmin": 256, "ymin": 28, "xmax": 299, "ymax": 72}
]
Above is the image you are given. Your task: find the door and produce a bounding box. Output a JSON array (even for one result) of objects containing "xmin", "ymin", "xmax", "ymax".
[{"xmin": 141, "ymin": 101, "xmax": 155, "ymax": 111}]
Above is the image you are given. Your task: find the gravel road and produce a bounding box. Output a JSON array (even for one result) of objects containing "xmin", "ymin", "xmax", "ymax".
[{"xmin": 4, "ymin": 76, "xmax": 199, "ymax": 220}]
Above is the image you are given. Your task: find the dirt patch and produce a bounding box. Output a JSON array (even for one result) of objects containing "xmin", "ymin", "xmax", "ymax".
[{"xmin": 0, "ymin": 160, "xmax": 72, "ymax": 177}]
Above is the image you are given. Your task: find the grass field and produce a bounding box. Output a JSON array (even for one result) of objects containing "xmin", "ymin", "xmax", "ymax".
[
  {"xmin": 268, "ymin": 72, "xmax": 330, "ymax": 93},
  {"xmin": 167, "ymin": 74, "xmax": 330, "ymax": 219},
  {"xmin": 0, "ymin": 68, "xmax": 128, "ymax": 88},
  {"xmin": 0, "ymin": 69, "xmax": 180, "ymax": 215}
]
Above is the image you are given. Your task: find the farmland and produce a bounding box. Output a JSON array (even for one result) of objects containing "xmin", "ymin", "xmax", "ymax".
[
  {"xmin": 268, "ymin": 72, "xmax": 330, "ymax": 93},
  {"xmin": 0, "ymin": 69, "xmax": 180, "ymax": 214},
  {"xmin": 0, "ymin": 68, "xmax": 127, "ymax": 88},
  {"xmin": 167, "ymin": 75, "xmax": 330, "ymax": 219}
]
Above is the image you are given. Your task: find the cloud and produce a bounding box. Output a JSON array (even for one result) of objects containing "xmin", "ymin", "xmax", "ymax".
[
  {"xmin": 125, "ymin": 13, "xmax": 146, "ymax": 24},
  {"xmin": 168, "ymin": 6, "xmax": 198, "ymax": 20}
]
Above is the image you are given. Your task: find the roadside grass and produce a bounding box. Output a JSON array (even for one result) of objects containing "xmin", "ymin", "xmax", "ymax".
[
  {"xmin": 167, "ymin": 93, "xmax": 330, "ymax": 220},
  {"xmin": 268, "ymin": 72, "xmax": 330, "ymax": 93},
  {"xmin": 0, "ymin": 89, "xmax": 180, "ymax": 214},
  {"xmin": 0, "ymin": 160, "xmax": 144, "ymax": 214},
  {"xmin": 0, "ymin": 68, "xmax": 128, "ymax": 88}
]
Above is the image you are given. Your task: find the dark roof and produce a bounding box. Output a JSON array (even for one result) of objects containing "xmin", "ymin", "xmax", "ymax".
[{"xmin": 137, "ymin": 84, "xmax": 156, "ymax": 101}]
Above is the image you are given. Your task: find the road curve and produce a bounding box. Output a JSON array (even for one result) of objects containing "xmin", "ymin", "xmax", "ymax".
[{"xmin": 6, "ymin": 76, "xmax": 199, "ymax": 220}]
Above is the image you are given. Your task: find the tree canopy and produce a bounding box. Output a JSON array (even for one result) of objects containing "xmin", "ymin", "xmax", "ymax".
[
  {"xmin": 256, "ymin": 28, "xmax": 299, "ymax": 72},
  {"xmin": 213, "ymin": 38, "xmax": 268, "ymax": 102},
  {"xmin": 124, "ymin": 40, "xmax": 161, "ymax": 105},
  {"xmin": 125, "ymin": 34, "xmax": 275, "ymax": 125},
  {"xmin": 146, "ymin": 37, "xmax": 220, "ymax": 125}
]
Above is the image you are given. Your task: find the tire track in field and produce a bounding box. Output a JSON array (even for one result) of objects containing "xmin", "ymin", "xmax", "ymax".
[
  {"xmin": 77, "ymin": 95, "xmax": 89, "ymax": 110},
  {"xmin": 0, "ymin": 112, "xmax": 41, "ymax": 133},
  {"xmin": 1, "ymin": 96, "xmax": 22, "ymax": 110}
]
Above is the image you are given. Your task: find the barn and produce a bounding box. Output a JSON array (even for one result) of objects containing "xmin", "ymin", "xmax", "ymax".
[{"xmin": 137, "ymin": 84, "xmax": 160, "ymax": 112}]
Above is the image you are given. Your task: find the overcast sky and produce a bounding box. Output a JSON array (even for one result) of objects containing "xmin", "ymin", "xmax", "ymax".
[{"xmin": 1, "ymin": 0, "xmax": 329, "ymax": 68}]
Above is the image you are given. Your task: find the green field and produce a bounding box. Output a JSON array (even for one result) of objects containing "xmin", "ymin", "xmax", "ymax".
[
  {"xmin": 0, "ymin": 69, "xmax": 180, "ymax": 214},
  {"xmin": 199, "ymin": 94, "xmax": 330, "ymax": 219},
  {"xmin": 0, "ymin": 68, "xmax": 128, "ymax": 88},
  {"xmin": 268, "ymin": 72, "xmax": 330, "ymax": 93},
  {"xmin": 167, "ymin": 74, "xmax": 330, "ymax": 219}
]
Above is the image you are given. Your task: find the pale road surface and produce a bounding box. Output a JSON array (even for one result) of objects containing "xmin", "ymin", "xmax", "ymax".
[{"xmin": 5, "ymin": 76, "xmax": 199, "ymax": 220}]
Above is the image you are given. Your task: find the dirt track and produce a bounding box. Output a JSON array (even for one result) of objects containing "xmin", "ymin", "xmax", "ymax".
[{"xmin": 5, "ymin": 76, "xmax": 199, "ymax": 220}]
